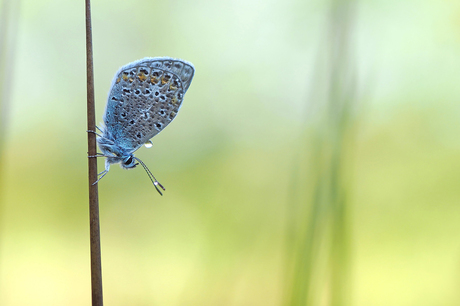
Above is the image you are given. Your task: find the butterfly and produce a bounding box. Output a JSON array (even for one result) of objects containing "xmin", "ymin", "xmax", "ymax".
[{"xmin": 90, "ymin": 57, "xmax": 195, "ymax": 195}]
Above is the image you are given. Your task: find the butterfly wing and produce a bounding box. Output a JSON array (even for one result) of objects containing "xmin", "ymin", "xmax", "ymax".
[{"xmin": 103, "ymin": 57, "xmax": 195, "ymax": 152}]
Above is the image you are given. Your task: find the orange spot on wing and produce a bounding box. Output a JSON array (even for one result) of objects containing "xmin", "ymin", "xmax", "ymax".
[{"xmin": 137, "ymin": 72, "xmax": 147, "ymax": 82}]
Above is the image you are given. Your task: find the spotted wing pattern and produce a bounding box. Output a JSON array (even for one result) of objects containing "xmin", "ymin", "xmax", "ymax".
[{"xmin": 103, "ymin": 57, "xmax": 195, "ymax": 152}]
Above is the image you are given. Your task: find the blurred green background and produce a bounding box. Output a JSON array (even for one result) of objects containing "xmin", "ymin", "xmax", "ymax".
[{"xmin": 1, "ymin": 0, "xmax": 460, "ymax": 305}]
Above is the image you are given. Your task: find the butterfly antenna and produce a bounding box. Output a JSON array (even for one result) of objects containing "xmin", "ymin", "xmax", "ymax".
[{"xmin": 133, "ymin": 157, "xmax": 165, "ymax": 196}]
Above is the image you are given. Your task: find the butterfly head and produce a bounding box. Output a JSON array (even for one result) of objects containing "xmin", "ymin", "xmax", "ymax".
[{"xmin": 121, "ymin": 155, "xmax": 138, "ymax": 169}]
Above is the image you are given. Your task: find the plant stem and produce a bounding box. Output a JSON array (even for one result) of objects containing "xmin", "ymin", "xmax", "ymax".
[{"xmin": 85, "ymin": 0, "xmax": 103, "ymax": 304}]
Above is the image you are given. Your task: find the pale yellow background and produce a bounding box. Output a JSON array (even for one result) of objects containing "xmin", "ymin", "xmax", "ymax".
[{"xmin": 0, "ymin": 0, "xmax": 459, "ymax": 305}]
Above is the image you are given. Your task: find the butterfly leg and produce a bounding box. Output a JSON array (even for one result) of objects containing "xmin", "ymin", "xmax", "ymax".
[
  {"xmin": 92, "ymin": 160, "xmax": 111, "ymax": 185},
  {"xmin": 87, "ymin": 130, "xmax": 115, "ymax": 145},
  {"xmin": 87, "ymin": 129, "xmax": 103, "ymax": 138},
  {"xmin": 88, "ymin": 153, "xmax": 106, "ymax": 158},
  {"xmin": 87, "ymin": 153, "xmax": 105, "ymax": 184},
  {"xmin": 92, "ymin": 170, "xmax": 108, "ymax": 185}
]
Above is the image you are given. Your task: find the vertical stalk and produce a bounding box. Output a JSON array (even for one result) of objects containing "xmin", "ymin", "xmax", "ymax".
[
  {"xmin": 0, "ymin": 0, "xmax": 20, "ymax": 300},
  {"xmin": 85, "ymin": 0, "xmax": 103, "ymax": 305},
  {"xmin": 285, "ymin": 0, "xmax": 357, "ymax": 305}
]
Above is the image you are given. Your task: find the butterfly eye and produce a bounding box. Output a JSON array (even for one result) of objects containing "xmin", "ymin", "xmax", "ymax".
[{"xmin": 125, "ymin": 156, "xmax": 133, "ymax": 165}]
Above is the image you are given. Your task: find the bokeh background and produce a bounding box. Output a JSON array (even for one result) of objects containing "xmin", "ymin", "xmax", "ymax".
[{"xmin": 1, "ymin": 0, "xmax": 460, "ymax": 305}]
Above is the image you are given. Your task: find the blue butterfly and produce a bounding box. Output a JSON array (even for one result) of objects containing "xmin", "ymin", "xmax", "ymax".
[{"xmin": 89, "ymin": 57, "xmax": 195, "ymax": 195}]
